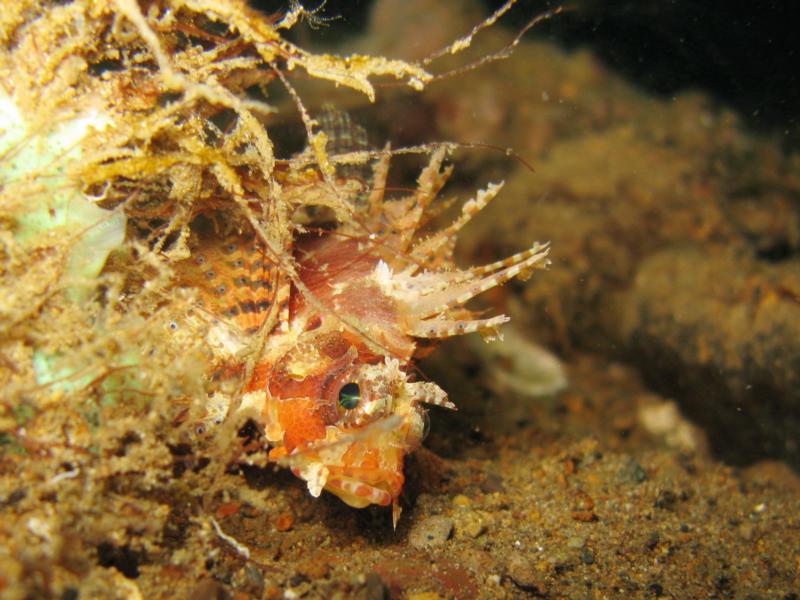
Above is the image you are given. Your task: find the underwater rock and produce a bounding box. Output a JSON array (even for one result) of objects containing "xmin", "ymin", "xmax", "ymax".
[
  {"xmin": 621, "ymin": 245, "xmax": 800, "ymax": 466},
  {"xmin": 413, "ymin": 30, "xmax": 800, "ymax": 469},
  {"xmin": 408, "ymin": 515, "xmax": 454, "ymax": 549}
]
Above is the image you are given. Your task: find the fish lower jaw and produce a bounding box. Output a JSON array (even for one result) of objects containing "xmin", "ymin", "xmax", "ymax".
[{"xmin": 325, "ymin": 477, "xmax": 395, "ymax": 508}]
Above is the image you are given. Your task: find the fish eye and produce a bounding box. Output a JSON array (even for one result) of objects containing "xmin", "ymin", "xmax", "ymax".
[{"xmin": 338, "ymin": 382, "xmax": 360, "ymax": 410}]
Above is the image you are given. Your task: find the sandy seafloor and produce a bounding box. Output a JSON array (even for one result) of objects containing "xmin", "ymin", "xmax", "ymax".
[{"xmin": 3, "ymin": 1, "xmax": 800, "ymax": 598}]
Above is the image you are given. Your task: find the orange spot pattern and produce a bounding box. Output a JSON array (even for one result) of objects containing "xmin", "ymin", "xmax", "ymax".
[{"xmin": 276, "ymin": 398, "xmax": 325, "ymax": 450}]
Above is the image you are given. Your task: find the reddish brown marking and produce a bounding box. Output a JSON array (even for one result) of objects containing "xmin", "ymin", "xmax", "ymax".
[
  {"xmin": 212, "ymin": 363, "xmax": 244, "ymax": 384},
  {"xmin": 245, "ymin": 362, "xmax": 271, "ymax": 392},
  {"xmin": 317, "ymin": 333, "xmax": 350, "ymax": 359},
  {"xmin": 215, "ymin": 502, "xmax": 240, "ymax": 518},
  {"xmin": 355, "ymin": 484, "xmax": 373, "ymax": 499},
  {"xmin": 328, "ymin": 463, "xmax": 405, "ymax": 499},
  {"xmin": 304, "ymin": 315, "xmax": 322, "ymax": 332},
  {"xmin": 273, "ymin": 512, "xmax": 294, "ymax": 532}
]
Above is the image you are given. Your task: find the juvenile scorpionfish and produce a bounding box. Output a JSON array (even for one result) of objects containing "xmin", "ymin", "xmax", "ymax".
[{"xmin": 174, "ymin": 148, "xmax": 549, "ymax": 524}]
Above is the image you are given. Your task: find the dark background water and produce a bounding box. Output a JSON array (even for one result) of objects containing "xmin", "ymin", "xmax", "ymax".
[{"xmin": 252, "ymin": 0, "xmax": 800, "ymax": 149}]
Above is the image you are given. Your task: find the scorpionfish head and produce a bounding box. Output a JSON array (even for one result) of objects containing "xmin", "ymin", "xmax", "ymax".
[{"xmin": 266, "ymin": 351, "xmax": 445, "ymax": 525}]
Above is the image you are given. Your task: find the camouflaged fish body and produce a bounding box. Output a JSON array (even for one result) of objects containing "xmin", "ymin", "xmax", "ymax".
[{"xmin": 175, "ymin": 146, "xmax": 549, "ymax": 525}]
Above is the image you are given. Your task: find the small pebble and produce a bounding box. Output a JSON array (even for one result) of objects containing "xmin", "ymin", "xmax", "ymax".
[
  {"xmin": 645, "ymin": 532, "xmax": 660, "ymax": 550},
  {"xmin": 462, "ymin": 518, "xmax": 487, "ymax": 539},
  {"xmin": 455, "ymin": 509, "xmax": 489, "ymax": 539},
  {"xmin": 573, "ymin": 490, "xmax": 595, "ymax": 511},
  {"xmin": 452, "ymin": 494, "xmax": 471, "ymax": 508},
  {"xmin": 363, "ymin": 572, "xmax": 388, "ymax": 600},
  {"xmin": 566, "ymin": 534, "xmax": 587, "ymax": 549},
  {"xmin": 191, "ymin": 579, "xmax": 230, "ymax": 600},
  {"xmin": 617, "ymin": 457, "xmax": 647, "ymax": 484},
  {"xmin": 646, "ymin": 582, "xmax": 664, "ymax": 597},
  {"xmin": 570, "ymin": 490, "xmax": 598, "ymax": 522},
  {"xmin": 242, "ymin": 564, "xmax": 265, "ymax": 597},
  {"xmin": 263, "ymin": 585, "xmax": 281, "ymax": 600},
  {"xmin": 408, "ymin": 516, "xmax": 454, "ymax": 549},
  {"xmin": 406, "ymin": 593, "xmax": 442, "ymax": 600},
  {"xmin": 507, "ymin": 555, "xmax": 543, "ymax": 593},
  {"xmin": 654, "ymin": 490, "xmax": 677, "ymax": 510},
  {"xmin": 274, "ymin": 512, "xmax": 293, "ymax": 532},
  {"xmin": 479, "ymin": 473, "xmax": 505, "ymax": 494},
  {"xmin": 297, "ymin": 555, "xmax": 330, "ymax": 580},
  {"xmin": 3, "ymin": 488, "xmax": 26, "ymax": 506},
  {"xmin": 738, "ymin": 522, "xmax": 755, "ymax": 541},
  {"xmin": 550, "ymin": 550, "xmax": 575, "ymax": 574},
  {"xmin": 571, "ymin": 510, "xmax": 597, "ymax": 522},
  {"xmin": 215, "ymin": 502, "xmax": 239, "ymax": 518}
]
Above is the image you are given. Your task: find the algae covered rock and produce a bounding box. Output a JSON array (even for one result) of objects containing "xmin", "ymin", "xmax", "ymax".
[{"xmin": 621, "ymin": 245, "xmax": 800, "ymax": 465}]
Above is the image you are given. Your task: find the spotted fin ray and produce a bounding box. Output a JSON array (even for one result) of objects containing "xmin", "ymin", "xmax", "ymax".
[{"xmin": 173, "ymin": 233, "xmax": 290, "ymax": 337}]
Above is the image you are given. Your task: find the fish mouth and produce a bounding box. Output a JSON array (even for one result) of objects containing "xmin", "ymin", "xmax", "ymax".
[{"xmin": 324, "ymin": 474, "xmax": 396, "ymax": 508}]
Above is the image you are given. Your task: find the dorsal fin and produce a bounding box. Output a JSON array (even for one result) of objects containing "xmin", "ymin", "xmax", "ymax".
[
  {"xmin": 317, "ymin": 104, "xmax": 374, "ymax": 211},
  {"xmin": 318, "ymin": 103, "xmax": 369, "ymax": 162},
  {"xmin": 174, "ymin": 233, "xmax": 288, "ymax": 336}
]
